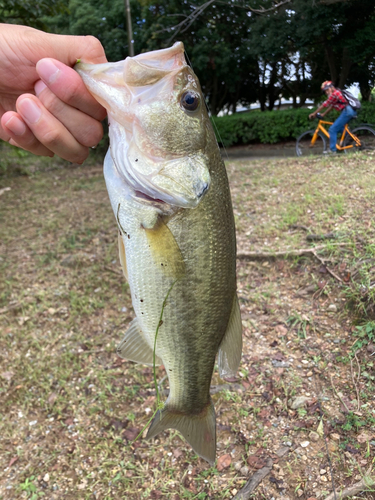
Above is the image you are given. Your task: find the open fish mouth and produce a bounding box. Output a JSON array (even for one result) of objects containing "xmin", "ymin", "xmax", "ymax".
[
  {"xmin": 109, "ymin": 128, "xmax": 211, "ymax": 208},
  {"xmin": 76, "ymin": 41, "xmax": 212, "ymax": 210}
]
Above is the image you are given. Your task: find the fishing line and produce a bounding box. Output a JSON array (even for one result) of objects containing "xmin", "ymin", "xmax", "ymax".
[
  {"xmin": 132, "ymin": 279, "xmax": 178, "ymax": 444},
  {"xmin": 184, "ymin": 50, "xmax": 230, "ymax": 162}
]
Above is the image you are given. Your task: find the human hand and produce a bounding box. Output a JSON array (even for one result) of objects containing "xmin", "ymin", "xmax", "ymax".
[
  {"xmin": 308, "ymin": 112, "xmax": 316, "ymax": 120},
  {"xmin": 0, "ymin": 24, "xmax": 108, "ymax": 163}
]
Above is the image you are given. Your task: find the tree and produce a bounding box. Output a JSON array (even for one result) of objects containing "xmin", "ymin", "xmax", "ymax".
[
  {"xmin": 45, "ymin": 0, "xmax": 143, "ymax": 61},
  {"xmin": 0, "ymin": 0, "xmax": 68, "ymax": 29}
]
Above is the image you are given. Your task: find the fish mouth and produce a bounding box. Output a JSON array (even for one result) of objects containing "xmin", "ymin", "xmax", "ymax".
[
  {"xmin": 134, "ymin": 180, "xmax": 209, "ymax": 207},
  {"xmin": 121, "ymin": 154, "xmax": 211, "ymax": 209}
]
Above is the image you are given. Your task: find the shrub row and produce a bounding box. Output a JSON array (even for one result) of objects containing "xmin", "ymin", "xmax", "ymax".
[{"xmin": 211, "ymin": 102, "xmax": 375, "ymax": 147}]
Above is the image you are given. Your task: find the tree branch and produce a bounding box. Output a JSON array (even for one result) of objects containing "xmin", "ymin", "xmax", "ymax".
[
  {"xmin": 157, "ymin": 0, "xmax": 292, "ymax": 43},
  {"xmin": 324, "ymin": 467, "xmax": 374, "ymax": 500},
  {"xmin": 237, "ymin": 243, "xmax": 348, "ymax": 260}
]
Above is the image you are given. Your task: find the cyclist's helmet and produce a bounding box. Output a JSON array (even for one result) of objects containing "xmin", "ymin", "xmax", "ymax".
[{"xmin": 321, "ymin": 80, "xmax": 333, "ymax": 91}]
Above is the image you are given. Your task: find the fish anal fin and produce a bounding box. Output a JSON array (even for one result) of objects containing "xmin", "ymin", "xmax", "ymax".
[
  {"xmin": 118, "ymin": 232, "xmax": 128, "ymax": 281},
  {"xmin": 144, "ymin": 219, "xmax": 185, "ymax": 279},
  {"xmin": 146, "ymin": 400, "xmax": 216, "ymax": 465},
  {"xmin": 218, "ymin": 294, "xmax": 243, "ymax": 379},
  {"xmin": 117, "ymin": 318, "xmax": 162, "ymax": 366}
]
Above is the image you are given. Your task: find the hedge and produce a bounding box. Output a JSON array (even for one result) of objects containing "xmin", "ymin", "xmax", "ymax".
[{"xmin": 211, "ymin": 102, "xmax": 375, "ymax": 147}]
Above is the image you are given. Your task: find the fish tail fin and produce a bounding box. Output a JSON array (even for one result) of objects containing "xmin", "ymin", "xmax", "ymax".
[{"xmin": 146, "ymin": 400, "xmax": 216, "ymax": 465}]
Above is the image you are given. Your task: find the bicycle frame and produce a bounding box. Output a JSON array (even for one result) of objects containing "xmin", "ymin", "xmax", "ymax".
[{"xmin": 311, "ymin": 119, "xmax": 361, "ymax": 150}]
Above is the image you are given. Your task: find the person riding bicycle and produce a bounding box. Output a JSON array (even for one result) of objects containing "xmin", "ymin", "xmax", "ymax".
[{"xmin": 309, "ymin": 81, "xmax": 357, "ymax": 153}]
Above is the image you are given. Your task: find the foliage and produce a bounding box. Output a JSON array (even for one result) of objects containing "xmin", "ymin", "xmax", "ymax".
[
  {"xmin": 212, "ymin": 102, "xmax": 375, "ymax": 146},
  {"xmin": 44, "ymin": 0, "xmax": 143, "ymax": 61},
  {"xmin": 352, "ymin": 322, "xmax": 375, "ymax": 352},
  {"xmin": 38, "ymin": 0, "xmax": 375, "ymax": 114},
  {"xmin": 0, "ymin": 0, "xmax": 68, "ymax": 29}
]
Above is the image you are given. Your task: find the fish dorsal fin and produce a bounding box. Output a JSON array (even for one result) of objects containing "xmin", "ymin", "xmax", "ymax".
[
  {"xmin": 117, "ymin": 318, "xmax": 162, "ymax": 366},
  {"xmin": 144, "ymin": 218, "xmax": 186, "ymax": 279},
  {"xmin": 146, "ymin": 399, "xmax": 216, "ymax": 465},
  {"xmin": 218, "ymin": 294, "xmax": 243, "ymax": 378},
  {"xmin": 118, "ymin": 232, "xmax": 128, "ymax": 281},
  {"xmin": 123, "ymin": 58, "xmax": 170, "ymax": 86}
]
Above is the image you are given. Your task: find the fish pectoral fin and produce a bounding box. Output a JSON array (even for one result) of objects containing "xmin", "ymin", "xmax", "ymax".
[
  {"xmin": 117, "ymin": 318, "xmax": 162, "ymax": 366},
  {"xmin": 118, "ymin": 232, "xmax": 128, "ymax": 281},
  {"xmin": 144, "ymin": 218, "xmax": 186, "ymax": 279},
  {"xmin": 218, "ymin": 293, "xmax": 243, "ymax": 379},
  {"xmin": 146, "ymin": 399, "xmax": 216, "ymax": 465}
]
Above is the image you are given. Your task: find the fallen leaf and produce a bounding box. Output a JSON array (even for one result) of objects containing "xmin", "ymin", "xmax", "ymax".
[
  {"xmin": 275, "ymin": 325, "xmax": 287, "ymax": 336},
  {"xmin": 150, "ymin": 491, "xmax": 162, "ymax": 499},
  {"xmin": 123, "ymin": 427, "xmax": 140, "ymax": 441},
  {"xmin": 1, "ymin": 371, "xmax": 14, "ymax": 381},
  {"xmin": 48, "ymin": 392, "xmax": 58, "ymax": 406},
  {"xmin": 0, "ymin": 186, "xmax": 11, "ymax": 196},
  {"xmin": 316, "ymin": 419, "xmax": 324, "ymax": 437},
  {"xmin": 173, "ymin": 448, "xmax": 183, "ymax": 459},
  {"xmin": 247, "ymin": 455, "xmax": 268, "ymax": 469},
  {"xmin": 357, "ymin": 432, "xmax": 373, "ymax": 443},
  {"xmin": 8, "ymin": 456, "xmax": 19, "ymax": 467},
  {"xmin": 217, "ymin": 454, "xmax": 232, "ymax": 471}
]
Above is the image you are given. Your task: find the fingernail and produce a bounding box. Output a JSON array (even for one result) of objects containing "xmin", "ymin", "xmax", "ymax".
[
  {"xmin": 34, "ymin": 80, "xmax": 47, "ymax": 96},
  {"xmin": 4, "ymin": 116, "xmax": 27, "ymax": 136},
  {"xmin": 36, "ymin": 59, "xmax": 61, "ymax": 84},
  {"xmin": 18, "ymin": 98, "xmax": 42, "ymax": 124}
]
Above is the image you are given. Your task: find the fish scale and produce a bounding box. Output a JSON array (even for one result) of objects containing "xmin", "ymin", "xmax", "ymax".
[{"xmin": 76, "ymin": 42, "xmax": 242, "ymax": 464}]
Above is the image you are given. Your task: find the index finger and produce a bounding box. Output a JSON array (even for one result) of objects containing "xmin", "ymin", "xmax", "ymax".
[{"xmin": 36, "ymin": 58, "xmax": 107, "ymax": 122}]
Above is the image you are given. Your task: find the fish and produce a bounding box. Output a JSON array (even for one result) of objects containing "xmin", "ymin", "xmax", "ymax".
[{"xmin": 75, "ymin": 42, "xmax": 242, "ymax": 465}]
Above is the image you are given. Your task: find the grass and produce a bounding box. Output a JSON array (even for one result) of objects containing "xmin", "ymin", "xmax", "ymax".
[{"xmin": 1, "ymin": 148, "xmax": 375, "ymax": 499}]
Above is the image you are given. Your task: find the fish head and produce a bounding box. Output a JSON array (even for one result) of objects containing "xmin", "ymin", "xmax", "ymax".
[{"xmin": 76, "ymin": 42, "xmax": 211, "ymax": 209}]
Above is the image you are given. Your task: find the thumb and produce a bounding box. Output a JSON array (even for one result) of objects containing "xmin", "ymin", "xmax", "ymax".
[{"xmin": 43, "ymin": 33, "xmax": 108, "ymax": 66}]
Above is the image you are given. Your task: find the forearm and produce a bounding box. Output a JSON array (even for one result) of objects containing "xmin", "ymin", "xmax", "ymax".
[{"xmin": 320, "ymin": 106, "xmax": 332, "ymax": 117}]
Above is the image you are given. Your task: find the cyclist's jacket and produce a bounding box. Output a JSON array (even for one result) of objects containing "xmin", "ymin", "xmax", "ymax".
[{"xmin": 322, "ymin": 89, "xmax": 347, "ymax": 111}]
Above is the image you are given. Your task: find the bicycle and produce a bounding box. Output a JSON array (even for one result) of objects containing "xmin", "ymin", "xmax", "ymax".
[{"xmin": 296, "ymin": 113, "xmax": 375, "ymax": 156}]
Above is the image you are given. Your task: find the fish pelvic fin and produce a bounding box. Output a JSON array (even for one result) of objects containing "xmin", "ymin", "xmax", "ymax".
[
  {"xmin": 117, "ymin": 318, "xmax": 162, "ymax": 366},
  {"xmin": 146, "ymin": 400, "xmax": 216, "ymax": 465},
  {"xmin": 218, "ymin": 293, "xmax": 243, "ymax": 378},
  {"xmin": 144, "ymin": 218, "xmax": 186, "ymax": 279},
  {"xmin": 118, "ymin": 232, "xmax": 128, "ymax": 281}
]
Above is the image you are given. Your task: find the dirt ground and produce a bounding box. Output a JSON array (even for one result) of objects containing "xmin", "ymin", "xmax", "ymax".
[{"xmin": 0, "ymin": 151, "xmax": 374, "ymax": 500}]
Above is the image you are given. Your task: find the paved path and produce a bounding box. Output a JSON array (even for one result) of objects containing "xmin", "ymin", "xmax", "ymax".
[{"xmin": 221, "ymin": 144, "xmax": 296, "ymax": 160}]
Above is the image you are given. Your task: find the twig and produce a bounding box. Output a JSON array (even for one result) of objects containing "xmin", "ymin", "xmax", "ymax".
[
  {"xmin": 350, "ymin": 352, "xmax": 361, "ymax": 411},
  {"xmin": 324, "ymin": 466, "xmax": 374, "ymax": 500},
  {"xmin": 329, "ymin": 374, "xmax": 350, "ymax": 412},
  {"xmin": 232, "ymin": 446, "xmax": 290, "ymax": 499},
  {"xmin": 289, "ymin": 224, "xmax": 310, "ymax": 232},
  {"xmin": 237, "ymin": 243, "xmax": 348, "ymax": 260},
  {"xmin": 311, "ymin": 249, "xmax": 343, "ymax": 283},
  {"xmin": 103, "ymin": 265, "xmax": 123, "ymax": 276},
  {"xmin": 158, "ymin": 0, "xmax": 291, "ymax": 43},
  {"xmin": 307, "ymin": 232, "xmax": 339, "ymax": 241}
]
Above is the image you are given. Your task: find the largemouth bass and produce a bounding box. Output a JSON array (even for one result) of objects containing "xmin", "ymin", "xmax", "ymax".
[{"xmin": 76, "ymin": 43, "xmax": 242, "ymax": 464}]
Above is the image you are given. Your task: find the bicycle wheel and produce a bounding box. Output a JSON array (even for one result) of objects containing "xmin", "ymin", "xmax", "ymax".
[
  {"xmin": 344, "ymin": 125, "xmax": 375, "ymax": 153},
  {"xmin": 296, "ymin": 130, "xmax": 327, "ymax": 157}
]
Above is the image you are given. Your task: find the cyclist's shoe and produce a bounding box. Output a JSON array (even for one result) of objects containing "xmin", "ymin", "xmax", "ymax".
[{"xmin": 323, "ymin": 150, "xmax": 337, "ymax": 155}]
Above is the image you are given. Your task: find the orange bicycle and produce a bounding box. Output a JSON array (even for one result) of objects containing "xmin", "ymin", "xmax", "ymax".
[{"xmin": 296, "ymin": 113, "xmax": 375, "ymax": 156}]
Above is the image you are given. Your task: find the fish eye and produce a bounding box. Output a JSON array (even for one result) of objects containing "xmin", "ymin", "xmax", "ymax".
[{"xmin": 180, "ymin": 91, "xmax": 200, "ymax": 111}]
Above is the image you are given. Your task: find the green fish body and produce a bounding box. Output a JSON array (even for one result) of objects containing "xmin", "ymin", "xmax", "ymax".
[{"xmin": 76, "ymin": 42, "xmax": 242, "ymax": 464}]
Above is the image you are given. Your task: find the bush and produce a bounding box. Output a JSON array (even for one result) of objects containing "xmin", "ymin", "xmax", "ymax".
[{"xmin": 211, "ymin": 102, "xmax": 375, "ymax": 147}]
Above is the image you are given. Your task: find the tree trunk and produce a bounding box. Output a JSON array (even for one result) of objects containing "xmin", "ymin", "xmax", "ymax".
[
  {"xmin": 359, "ymin": 83, "xmax": 372, "ymax": 102},
  {"xmin": 338, "ymin": 47, "xmax": 353, "ymax": 88},
  {"xmin": 324, "ymin": 45, "xmax": 338, "ymax": 85}
]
